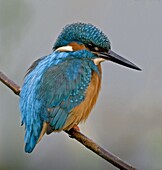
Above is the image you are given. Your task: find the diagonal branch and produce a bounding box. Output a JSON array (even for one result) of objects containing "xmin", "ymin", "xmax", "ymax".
[{"xmin": 0, "ymin": 71, "xmax": 137, "ymax": 170}]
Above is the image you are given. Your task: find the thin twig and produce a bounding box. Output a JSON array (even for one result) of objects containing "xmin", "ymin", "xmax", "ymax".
[
  {"xmin": 0, "ymin": 72, "xmax": 21, "ymax": 95},
  {"xmin": 0, "ymin": 71, "xmax": 137, "ymax": 170}
]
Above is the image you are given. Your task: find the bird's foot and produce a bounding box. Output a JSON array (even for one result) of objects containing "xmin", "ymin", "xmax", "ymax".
[
  {"xmin": 72, "ymin": 125, "xmax": 80, "ymax": 132},
  {"xmin": 65, "ymin": 125, "xmax": 80, "ymax": 139}
]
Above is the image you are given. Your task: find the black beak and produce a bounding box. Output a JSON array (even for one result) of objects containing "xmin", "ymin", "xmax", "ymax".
[{"xmin": 99, "ymin": 50, "xmax": 141, "ymax": 71}]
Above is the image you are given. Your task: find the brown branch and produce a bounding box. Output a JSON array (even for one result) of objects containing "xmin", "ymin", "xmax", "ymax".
[
  {"xmin": 0, "ymin": 71, "xmax": 137, "ymax": 170},
  {"xmin": 0, "ymin": 72, "xmax": 21, "ymax": 95}
]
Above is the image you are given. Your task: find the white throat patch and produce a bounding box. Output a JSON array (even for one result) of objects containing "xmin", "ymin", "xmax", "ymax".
[{"xmin": 93, "ymin": 58, "xmax": 105, "ymax": 65}]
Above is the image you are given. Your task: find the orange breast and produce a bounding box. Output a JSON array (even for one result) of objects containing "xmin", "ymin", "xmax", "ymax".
[{"xmin": 63, "ymin": 64, "xmax": 102, "ymax": 131}]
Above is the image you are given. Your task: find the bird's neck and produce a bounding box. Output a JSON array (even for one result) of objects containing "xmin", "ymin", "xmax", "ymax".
[{"xmin": 55, "ymin": 43, "xmax": 105, "ymax": 65}]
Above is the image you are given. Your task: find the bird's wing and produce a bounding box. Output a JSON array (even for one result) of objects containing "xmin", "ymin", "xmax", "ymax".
[
  {"xmin": 20, "ymin": 51, "xmax": 99, "ymax": 153},
  {"xmin": 38, "ymin": 58, "xmax": 93, "ymax": 131}
]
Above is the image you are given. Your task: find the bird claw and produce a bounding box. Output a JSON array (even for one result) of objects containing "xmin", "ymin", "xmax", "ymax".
[
  {"xmin": 72, "ymin": 125, "xmax": 80, "ymax": 132},
  {"xmin": 66, "ymin": 125, "xmax": 80, "ymax": 138}
]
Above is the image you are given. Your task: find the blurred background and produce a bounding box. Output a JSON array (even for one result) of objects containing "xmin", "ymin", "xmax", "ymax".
[{"xmin": 0, "ymin": 0, "xmax": 162, "ymax": 169}]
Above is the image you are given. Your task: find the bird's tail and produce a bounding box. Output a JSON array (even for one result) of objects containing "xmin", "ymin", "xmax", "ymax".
[
  {"xmin": 23, "ymin": 120, "xmax": 43, "ymax": 153},
  {"xmin": 20, "ymin": 81, "xmax": 44, "ymax": 153}
]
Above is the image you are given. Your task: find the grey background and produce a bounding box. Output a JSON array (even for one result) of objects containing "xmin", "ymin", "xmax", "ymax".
[{"xmin": 0, "ymin": 0, "xmax": 162, "ymax": 170}]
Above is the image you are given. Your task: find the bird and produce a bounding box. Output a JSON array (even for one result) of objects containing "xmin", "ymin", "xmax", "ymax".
[{"xmin": 19, "ymin": 22, "xmax": 141, "ymax": 153}]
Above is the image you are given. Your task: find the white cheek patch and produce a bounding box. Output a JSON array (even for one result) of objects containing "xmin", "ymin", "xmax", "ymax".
[
  {"xmin": 55, "ymin": 46, "xmax": 73, "ymax": 52},
  {"xmin": 93, "ymin": 58, "xmax": 105, "ymax": 65}
]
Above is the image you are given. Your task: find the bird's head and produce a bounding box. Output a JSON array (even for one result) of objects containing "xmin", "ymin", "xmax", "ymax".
[{"xmin": 53, "ymin": 23, "xmax": 141, "ymax": 70}]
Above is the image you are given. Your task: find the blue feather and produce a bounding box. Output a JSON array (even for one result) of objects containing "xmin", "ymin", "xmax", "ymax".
[
  {"xmin": 53, "ymin": 23, "xmax": 110, "ymax": 50},
  {"xmin": 19, "ymin": 49, "xmax": 99, "ymax": 152},
  {"xmin": 50, "ymin": 108, "xmax": 63, "ymax": 127}
]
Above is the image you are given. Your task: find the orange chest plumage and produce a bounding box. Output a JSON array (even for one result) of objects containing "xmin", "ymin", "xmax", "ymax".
[{"xmin": 63, "ymin": 64, "xmax": 102, "ymax": 130}]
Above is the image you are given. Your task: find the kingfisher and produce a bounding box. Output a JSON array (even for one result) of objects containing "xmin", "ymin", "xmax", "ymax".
[{"xmin": 19, "ymin": 22, "xmax": 141, "ymax": 153}]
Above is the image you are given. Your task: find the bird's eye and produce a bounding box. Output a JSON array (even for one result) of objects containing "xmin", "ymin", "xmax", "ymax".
[
  {"xmin": 87, "ymin": 43, "xmax": 93, "ymax": 48},
  {"xmin": 94, "ymin": 47, "xmax": 99, "ymax": 51},
  {"xmin": 86, "ymin": 43, "xmax": 106, "ymax": 53},
  {"xmin": 87, "ymin": 44, "xmax": 99, "ymax": 52}
]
